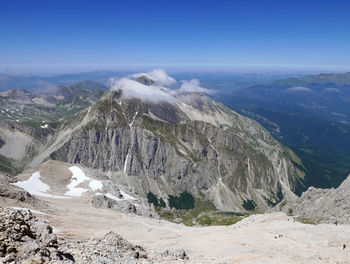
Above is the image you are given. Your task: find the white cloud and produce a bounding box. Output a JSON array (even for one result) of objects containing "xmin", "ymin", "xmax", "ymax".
[
  {"xmin": 110, "ymin": 69, "xmax": 213, "ymax": 103},
  {"xmin": 131, "ymin": 69, "xmax": 176, "ymax": 86},
  {"xmin": 179, "ymin": 79, "xmax": 214, "ymax": 94},
  {"xmin": 287, "ymin": 86, "xmax": 312, "ymax": 92},
  {"xmin": 110, "ymin": 77, "xmax": 176, "ymax": 103}
]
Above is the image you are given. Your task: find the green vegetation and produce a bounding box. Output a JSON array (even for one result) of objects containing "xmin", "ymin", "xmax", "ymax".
[
  {"xmin": 147, "ymin": 192, "xmax": 159, "ymax": 207},
  {"xmin": 157, "ymin": 198, "xmax": 244, "ymax": 226},
  {"xmin": 298, "ymin": 217, "xmax": 315, "ymax": 225},
  {"xmin": 242, "ymin": 199, "xmax": 256, "ymax": 211},
  {"xmin": 218, "ymin": 73, "xmax": 350, "ymax": 193},
  {"xmin": 288, "ymin": 208, "xmax": 293, "ymax": 216},
  {"xmin": 0, "ymin": 138, "xmax": 5, "ymax": 148},
  {"xmin": 168, "ymin": 191, "xmax": 195, "ymax": 210},
  {"xmin": 279, "ymin": 200, "xmax": 287, "ymax": 210},
  {"xmin": 147, "ymin": 192, "xmax": 166, "ymax": 208},
  {"xmin": 266, "ymin": 187, "xmax": 284, "ymax": 207},
  {"xmin": 0, "ymin": 155, "xmax": 20, "ymax": 175},
  {"xmin": 159, "ymin": 198, "xmax": 166, "ymax": 208},
  {"xmin": 197, "ymin": 214, "xmax": 242, "ymax": 226},
  {"xmin": 141, "ymin": 115, "xmax": 204, "ymax": 163}
]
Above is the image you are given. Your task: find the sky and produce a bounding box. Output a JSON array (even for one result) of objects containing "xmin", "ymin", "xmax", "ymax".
[{"xmin": 1, "ymin": 0, "xmax": 350, "ymax": 73}]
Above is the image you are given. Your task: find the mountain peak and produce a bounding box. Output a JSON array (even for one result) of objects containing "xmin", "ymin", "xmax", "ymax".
[{"xmin": 135, "ymin": 75, "xmax": 155, "ymax": 86}]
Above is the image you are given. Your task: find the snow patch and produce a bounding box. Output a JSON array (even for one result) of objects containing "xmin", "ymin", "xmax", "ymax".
[
  {"xmin": 120, "ymin": 190, "xmax": 136, "ymax": 200},
  {"xmin": 129, "ymin": 111, "xmax": 138, "ymax": 127},
  {"xmin": 89, "ymin": 180, "xmax": 103, "ymax": 192},
  {"xmin": 105, "ymin": 193, "xmax": 123, "ymax": 201},
  {"xmin": 105, "ymin": 190, "xmax": 136, "ymax": 201},
  {"xmin": 65, "ymin": 166, "xmax": 103, "ymax": 196},
  {"xmin": 12, "ymin": 172, "xmax": 67, "ymax": 199}
]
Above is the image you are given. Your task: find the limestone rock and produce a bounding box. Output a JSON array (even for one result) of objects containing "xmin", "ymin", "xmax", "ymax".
[{"xmin": 275, "ymin": 174, "xmax": 350, "ymax": 224}]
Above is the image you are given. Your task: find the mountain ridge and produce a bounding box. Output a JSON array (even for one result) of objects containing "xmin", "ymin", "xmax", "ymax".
[{"xmin": 26, "ymin": 85, "xmax": 305, "ymax": 212}]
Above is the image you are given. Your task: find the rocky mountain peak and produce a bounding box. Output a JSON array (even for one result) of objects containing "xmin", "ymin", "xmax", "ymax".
[{"xmin": 136, "ymin": 75, "xmax": 155, "ymax": 86}]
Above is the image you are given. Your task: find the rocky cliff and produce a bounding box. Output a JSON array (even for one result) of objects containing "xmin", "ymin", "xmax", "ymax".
[
  {"xmin": 27, "ymin": 75, "xmax": 305, "ymax": 212},
  {"xmin": 275, "ymin": 174, "xmax": 350, "ymax": 224}
]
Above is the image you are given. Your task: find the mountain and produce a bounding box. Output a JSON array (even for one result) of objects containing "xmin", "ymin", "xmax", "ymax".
[
  {"xmin": 273, "ymin": 72, "xmax": 350, "ymax": 88},
  {"xmin": 2, "ymin": 72, "xmax": 348, "ymax": 263},
  {"xmin": 215, "ymin": 72, "xmax": 350, "ymax": 191},
  {"xmin": 0, "ymin": 80, "xmax": 106, "ymax": 175},
  {"xmin": 0, "ymin": 71, "xmax": 126, "ymax": 91},
  {"xmin": 24, "ymin": 77, "xmax": 305, "ymax": 213},
  {"xmin": 0, "ymin": 80, "xmax": 106, "ymax": 126}
]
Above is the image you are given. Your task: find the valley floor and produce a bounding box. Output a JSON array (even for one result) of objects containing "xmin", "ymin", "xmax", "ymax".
[{"xmin": 2, "ymin": 194, "xmax": 350, "ymax": 264}]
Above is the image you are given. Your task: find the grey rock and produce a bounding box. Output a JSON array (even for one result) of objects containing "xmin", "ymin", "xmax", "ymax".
[
  {"xmin": 274, "ymin": 174, "xmax": 350, "ymax": 224},
  {"xmin": 60, "ymin": 231, "xmax": 189, "ymax": 263},
  {"xmin": 0, "ymin": 207, "xmax": 73, "ymax": 263},
  {"xmin": 91, "ymin": 195, "xmax": 159, "ymax": 219},
  {"xmin": 28, "ymin": 92, "xmax": 305, "ymax": 212}
]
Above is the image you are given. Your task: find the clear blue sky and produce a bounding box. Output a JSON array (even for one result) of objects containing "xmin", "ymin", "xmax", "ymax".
[{"xmin": 1, "ymin": 0, "xmax": 350, "ymax": 73}]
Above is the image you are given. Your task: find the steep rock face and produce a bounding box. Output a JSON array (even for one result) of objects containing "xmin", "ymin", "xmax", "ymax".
[
  {"xmin": 30, "ymin": 91, "xmax": 304, "ymax": 212},
  {"xmin": 275, "ymin": 174, "xmax": 350, "ymax": 224}
]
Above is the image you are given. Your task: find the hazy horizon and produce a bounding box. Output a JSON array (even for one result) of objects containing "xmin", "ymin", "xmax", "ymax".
[{"xmin": 0, "ymin": 64, "xmax": 349, "ymax": 77}]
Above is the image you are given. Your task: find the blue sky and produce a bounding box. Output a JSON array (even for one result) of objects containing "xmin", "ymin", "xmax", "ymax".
[{"xmin": 1, "ymin": 0, "xmax": 350, "ymax": 73}]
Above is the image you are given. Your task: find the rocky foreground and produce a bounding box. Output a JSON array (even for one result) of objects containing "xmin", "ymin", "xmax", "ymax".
[
  {"xmin": 0, "ymin": 207, "xmax": 188, "ymax": 264},
  {"xmin": 2, "ymin": 163, "xmax": 350, "ymax": 263}
]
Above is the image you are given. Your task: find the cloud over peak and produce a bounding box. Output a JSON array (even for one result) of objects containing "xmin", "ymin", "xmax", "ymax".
[
  {"xmin": 131, "ymin": 69, "xmax": 176, "ymax": 87},
  {"xmin": 110, "ymin": 69, "xmax": 214, "ymax": 103}
]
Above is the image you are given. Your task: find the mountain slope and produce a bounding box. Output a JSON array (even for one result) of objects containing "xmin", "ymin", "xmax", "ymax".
[
  {"xmin": 28, "ymin": 84, "xmax": 305, "ymax": 212},
  {"xmin": 0, "ymin": 81, "xmax": 106, "ymax": 175},
  {"xmin": 276, "ymin": 173, "xmax": 350, "ymax": 224},
  {"xmin": 216, "ymin": 72, "xmax": 350, "ymax": 190}
]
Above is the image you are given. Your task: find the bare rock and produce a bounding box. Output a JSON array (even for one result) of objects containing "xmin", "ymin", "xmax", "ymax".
[
  {"xmin": 91, "ymin": 194, "xmax": 159, "ymax": 219},
  {"xmin": 0, "ymin": 207, "xmax": 72, "ymax": 263}
]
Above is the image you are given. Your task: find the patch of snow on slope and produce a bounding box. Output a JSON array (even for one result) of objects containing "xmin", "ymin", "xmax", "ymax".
[
  {"xmin": 89, "ymin": 180, "xmax": 103, "ymax": 192},
  {"xmin": 65, "ymin": 166, "xmax": 103, "ymax": 196},
  {"xmin": 12, "ymin": 172, "xmax": 67, "ymax": 199},
  {"xmin": 105, "ymin": 193, "xmax": 123, "ymax": 201},
  {"xmin": 120, "ymin": 190, "xmax": 136, "ymax": 200},
  {"xmin": 105, "ymin": 190, "xmax": 136, "ymax": 201},
  {"xmin": 129, "ymin": 111, "xmax": 138, "ymax": 127}
]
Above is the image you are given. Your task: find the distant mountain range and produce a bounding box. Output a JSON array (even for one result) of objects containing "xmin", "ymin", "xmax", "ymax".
[
  {"xmin": 0, "ymin": 71, "xmax": 128, "ymax": 91},
  {"xmin": 0, "ymin": 71, "xmax": 303, "ymax": 92},
  {"xmin": 216, "ymin": 72, "xmax": 350, "ymax": 190}
]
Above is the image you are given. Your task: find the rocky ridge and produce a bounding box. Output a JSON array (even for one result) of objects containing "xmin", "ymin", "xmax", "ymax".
[{"xmin": 275, "ymin": 174, "xmax": 350, "ymax": 224}]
